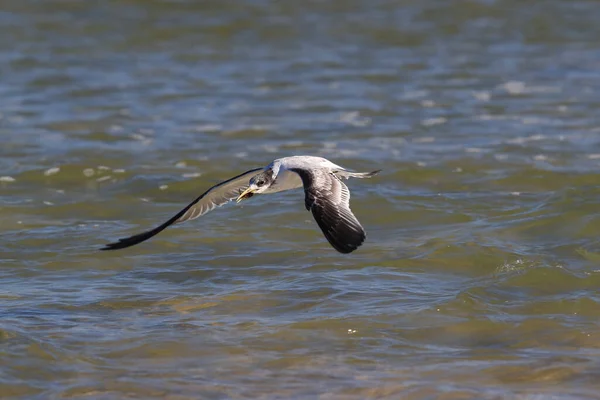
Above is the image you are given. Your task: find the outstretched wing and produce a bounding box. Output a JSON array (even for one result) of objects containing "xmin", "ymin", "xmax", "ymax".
[
  {"xmin": 101, "ymin": 167, "xmax": 263, "ymax": 250},
  {"xmin": 290, "ymin": 168, "xmax": 366, "ymax": 254}
]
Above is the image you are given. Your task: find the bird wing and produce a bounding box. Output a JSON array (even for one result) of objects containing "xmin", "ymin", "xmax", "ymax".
[
  {"xmin": 290, "ymin": 167, "xmax": 366, "ymax": 254},
  {"xmin": 101, "ymin": 167, "xmax": 263, "ymax": 250}
]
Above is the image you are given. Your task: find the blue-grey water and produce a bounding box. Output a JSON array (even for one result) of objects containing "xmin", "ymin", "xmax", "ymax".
[{"xmin": 2, "ymin": 1, "xmax": 600, "ymax": 399}]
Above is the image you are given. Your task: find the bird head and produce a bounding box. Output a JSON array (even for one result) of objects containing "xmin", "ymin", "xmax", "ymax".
[{"xmin": 236, "ymin": 172, "xmax": 273, "ymax": 202}]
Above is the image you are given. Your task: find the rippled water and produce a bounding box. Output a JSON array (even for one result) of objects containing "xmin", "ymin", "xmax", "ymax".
[{"xmin": 2, "ymin": 0, "xmax": 600, "ymax": 398}]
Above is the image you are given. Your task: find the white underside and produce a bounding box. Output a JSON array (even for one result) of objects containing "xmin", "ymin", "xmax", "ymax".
[{"xmin": 263, "ymin": 169, "xmax": 303, "ymax": 194}]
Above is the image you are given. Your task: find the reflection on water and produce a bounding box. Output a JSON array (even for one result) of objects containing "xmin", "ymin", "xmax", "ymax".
[{"xmin": 2, "ymin": 0, "xmax": 600, "ymax": 398}]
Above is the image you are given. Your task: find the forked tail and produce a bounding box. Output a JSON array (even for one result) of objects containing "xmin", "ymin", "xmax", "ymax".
[{"xmin": 334, "ymin": 169, "xmax": 381, "ymax": 179}]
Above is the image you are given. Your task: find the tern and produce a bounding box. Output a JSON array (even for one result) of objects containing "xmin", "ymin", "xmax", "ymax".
[{"xmin": 102, "ymin": 156, "xmax": 380, "ymax": 254}]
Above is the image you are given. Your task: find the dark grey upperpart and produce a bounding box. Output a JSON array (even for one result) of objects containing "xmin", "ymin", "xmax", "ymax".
[{"xmin": 290, "ymin": 167, "xmax": 366, "ymax": 254}]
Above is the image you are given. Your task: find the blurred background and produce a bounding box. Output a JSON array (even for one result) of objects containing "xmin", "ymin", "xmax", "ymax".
[{"xmin": 2, "ymin": 0, "xmax": 600, "ymax": 398}]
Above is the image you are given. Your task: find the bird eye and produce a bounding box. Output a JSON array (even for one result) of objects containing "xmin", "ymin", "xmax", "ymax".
[{"xmin": 256, "ymin": 179, "xmax": 265, "ymax": 186}]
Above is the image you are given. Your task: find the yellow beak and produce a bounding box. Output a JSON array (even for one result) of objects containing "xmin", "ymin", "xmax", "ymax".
[{"xmin": 236, "ymin": 187, "xmax": 256, "ymax": 203}]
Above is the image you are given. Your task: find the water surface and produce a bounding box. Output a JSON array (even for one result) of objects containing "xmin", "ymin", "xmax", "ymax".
[{"xmin": 2, "ymin": 0, "xmax": 600, "ymax": 398}]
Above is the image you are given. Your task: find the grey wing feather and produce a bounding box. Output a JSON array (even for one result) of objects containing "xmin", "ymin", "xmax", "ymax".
[
  {"xmin": 290, "ymin": 168, "xmax": 366, "ymax": 254},
  {"xmin": 175, "ymin": 168, "xmax": 263, "ymax": 223},
  {"xmin": 101, "ymin": 167, "xmax": 263, "ymax": 250}
]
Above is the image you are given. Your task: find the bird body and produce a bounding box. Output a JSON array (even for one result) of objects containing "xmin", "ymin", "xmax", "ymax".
[
  {"xmin": 255, "ymin": 156, "xmax": 343, "ymax": 194},
  {"xmin": 102, "ymin": 156, "xmax": 380, "ymax": 253}
]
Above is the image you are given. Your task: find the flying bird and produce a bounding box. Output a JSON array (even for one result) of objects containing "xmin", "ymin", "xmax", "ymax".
[{"xmin": 101, "ymin": 156, "xmax": 380, "ymax": 254}]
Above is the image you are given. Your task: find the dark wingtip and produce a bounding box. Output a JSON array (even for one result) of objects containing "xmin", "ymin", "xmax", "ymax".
[
  {"xmin": 99, "ymin": 242, "xmax": 125, "ymax": 251},
  {"xmin": 331, "ymin": 231, "xmax": 366, "ymax": 254},
  {"xmin": 99, "ymin": 227, "xmax": 164, "ymax": 251},
  {"xmin": 99, "ymin": 239, "xmax": 133, "ymax": 251}
]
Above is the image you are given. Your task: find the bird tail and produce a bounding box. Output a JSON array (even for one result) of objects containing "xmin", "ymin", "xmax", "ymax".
[{"xmin": 334, "ymin": 169, "xmax": 381, "ymax": 179}]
